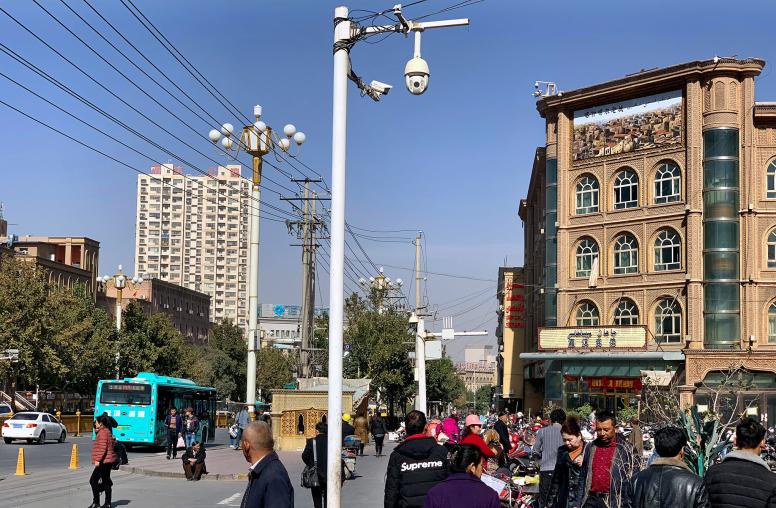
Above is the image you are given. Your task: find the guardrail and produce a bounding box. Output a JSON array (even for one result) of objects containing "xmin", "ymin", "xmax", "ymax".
[{"xmin": 0, "ymin": 412, "xmax": 231, "ymax": 436}]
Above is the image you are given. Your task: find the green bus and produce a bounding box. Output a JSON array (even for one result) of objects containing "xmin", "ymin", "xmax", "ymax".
[{"xmin": 94, "ymin": 372, "xmax": 217, "ymax": 446}]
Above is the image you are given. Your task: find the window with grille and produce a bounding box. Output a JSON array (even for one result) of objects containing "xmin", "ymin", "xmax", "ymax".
[
  {"xmin": 613, "ymin": 234, "xmax": 638, "ymax": 274},
  {"xmin": 654, "ymin": 162, "xmax": 681, "ymax": 204},
  {"xmin": 576, "ymin": 238, "xmax": 599, "ymax": 277},
  {"xmin": 654, "ymin": 229, "xmax": 681, "ymax": 271},
  {"xmin": 576, "ymin": 175, "xmax": 599, "ymax": 215},
  {"xmin": 614, "ymin": 169, "xmax": 638, "ymax": 209}
]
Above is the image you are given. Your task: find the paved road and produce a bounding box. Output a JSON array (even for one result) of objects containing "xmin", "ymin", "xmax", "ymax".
[{"xmin": 0, "ymin": 430, "xmax": 395, "ymax": 507}]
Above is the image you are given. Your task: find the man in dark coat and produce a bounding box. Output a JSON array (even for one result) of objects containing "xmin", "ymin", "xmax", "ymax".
[
  {"xmin": 164, "ymin": 407, "xmax": 182, "ymax": 460},
  {"xmin": 181, "ymin": 441, "xmax": 207, "ymax": 481},
  {"xmin": 384, "ymin": 410, "xmax": 449, "ymax": 508},
  {"xmin": 704, "ymin": 417, "xmax": 776, "ymax": 508},
  {"xmin": 302, "ymin": 422, "xmax": 328, "ymax": 508},
  {"xmin": 575, "ymin": 410, "xmax": 640, "ymax": 508},
  {"xmin": 626, "ymin": 426, "xmax": 708, "ymax": 508},
  {"xmin": 494, "ymin": 410, "xmax": 512, "ymax": 455},
  {"xmin": 240, "ymin": 421, "xmax": 293, "ymax": 508}
]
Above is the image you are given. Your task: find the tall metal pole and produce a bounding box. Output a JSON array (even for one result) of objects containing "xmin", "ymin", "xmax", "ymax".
[
  {"xmin": 300, "ymin": 180, "xmax": 311, "ymax": 378},
  {"xmin": 327, "ymin": 6, "xmax": 349, "ymax": 506},
  {"xmin": 246, "ymin": 155, "xmax": 262, "ymax": 418},
  {"xmin": 414, "ymin": 231, "xmax": 426, "ymax": 413},
  {"xmin": 115, "ymin": 287, "xmax": 122, "ymax": 380}
]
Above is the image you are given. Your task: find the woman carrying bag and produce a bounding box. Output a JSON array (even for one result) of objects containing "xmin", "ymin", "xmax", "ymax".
[
  {"xmin": 302, "ymin": 421, "xmax": 328, "ymax": 508},
  {"xmin": 90, "ymin": 414, "xmax": 117, "ymax": 508}
]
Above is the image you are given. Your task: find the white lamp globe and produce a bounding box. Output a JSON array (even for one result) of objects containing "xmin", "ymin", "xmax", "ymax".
[
  {"xmin": 221, "ymin": 137, "xmax": 234, "ymax": 150},
  {"xmin": 278, "ymin": 138, "xmax": 291, "ymax": 151},
  {"xmin": 254, "ymin": 120, "xmax": 267, "ymax": 133},
  {"xmin": 293, "ymin": 132, "xmax": 306, "ymax": 145},
  {"xmin": 283, "ymin": 124, "xmax": 297, "ymax": 137},
  {"xmin": 138, "ymin": 277, "xmax": 144, "ymax": 284},
  {"xmin": 221, "ymin": 123, "xmax": 234, "ymax": 136},
  {"xmin": 396, "ymin": 278, "xmax": 403, "ymax": 286},
  {"xmin": 208, "ymin": 129, "xmax": 221, "ymax": 142}
]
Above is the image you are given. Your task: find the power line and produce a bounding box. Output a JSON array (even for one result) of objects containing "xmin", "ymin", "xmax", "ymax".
[
  {"xmin": 0, "ymin": 48, "xmax": 296, "ymax": 221},
  {"xmin": 0, "ymin": 98, "xmax": 290, "ymax": 224},
  {"xmin": 351, "ymin": 260, "xmax": 496, "ymax": 282}
]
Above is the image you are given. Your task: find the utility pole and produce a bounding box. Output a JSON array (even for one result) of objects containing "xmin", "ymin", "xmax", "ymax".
[
  {"xmin": 283, "ymin": 180, "xmax": 328, "ymax": 378},
  {"xmin": 414, "ymin": 231, "xmax": 427, "ymax": 414},
  {"xmin": 328, "ymin": 7, "xmax": 469, "ymax": 506}
]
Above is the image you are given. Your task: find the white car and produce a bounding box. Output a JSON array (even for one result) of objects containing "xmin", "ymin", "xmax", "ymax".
[{"xmin": 2, "ymin": 412, "xmax": 67, "ymax": 444}]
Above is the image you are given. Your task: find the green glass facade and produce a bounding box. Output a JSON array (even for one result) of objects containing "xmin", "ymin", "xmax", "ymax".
[
  {"xmin": 703, "ymin": 128, "xmax": 740, "ymax": 348},
  {"xmin": 545, "ymin": 158, "xmax": 558, "ymax": 326}
]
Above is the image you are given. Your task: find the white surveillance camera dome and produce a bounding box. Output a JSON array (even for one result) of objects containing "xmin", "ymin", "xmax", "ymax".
[{"xmin": 404, "ymin": 57, "xmax": 430, "ymax": 95}]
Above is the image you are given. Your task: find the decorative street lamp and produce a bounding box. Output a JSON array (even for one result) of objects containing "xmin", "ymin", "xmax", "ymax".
[
  {"xmin": 208, "ymin": 106, "xmax": 305, "ymax": 418},
  {"xmin": 97, "ymin": 265, "xmax": 143, "ymax": 379}
]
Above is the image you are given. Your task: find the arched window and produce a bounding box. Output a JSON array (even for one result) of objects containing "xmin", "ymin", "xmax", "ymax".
[
  {"xmin": 768, "ymin": 230, "xmax": 776, "ymax": 268},
  {"xmin": 654, "ymin": 162, "xmax": 681, "ymax": 204},
  {"xmin": 769, "ymin": 303, "xmax": 776, "ymax": 343},
  {"xmin": 613, "ymin": 234, "xmax": 638, "ymax": 274},
  {"xmin": 614, "ymin": 169, "xmax": 638, "ymax": 209},
  {"xmin": 576, "ymin": 175, "xmax": 599, "ymax": 215},
  {"xmin": 654, "ymin": 229, "xmax": 681, "ymax": 271},
  {"xmin": 768, "ymin": 160, "xmax": 776, "ymax": 199},
  {"xmin": 655, "ymin": 298, "xmax": 681, "ymax": 343},
  {"xmin": 575, "ymin": 238, "xmax": 599, "ymax": 277},
  {"xmin": 614, "ymin": 299, "xmax": 639, "ymax": 325},
  {"xmin": 576, "ymin": 301, "xmax": 599, "ymax": 326}
]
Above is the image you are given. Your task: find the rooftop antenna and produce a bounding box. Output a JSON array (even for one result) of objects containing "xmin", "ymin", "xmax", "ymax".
[
  {"xmin": 0, "ymin": 201, "xmax": 4, "ymax": 219},
  {"xmin": 533, "ymin": 81, "xmax": 562, "ymax": 98}
]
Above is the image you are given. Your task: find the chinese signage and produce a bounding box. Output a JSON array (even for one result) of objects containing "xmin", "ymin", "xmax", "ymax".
[
  {"xmin": 504, "ymin": 280, "xmax": 525, "ymax": 328},
  {"xmin": 539, "ymin": 326, "xmax": 647, "ymax": 350},
  {"xmin": 587, "ymin": 377, "xmax": 642, "ymax": 392},
  {"xmin": 573, "ymin": 90, "xmax": 682, "ymax": 161}
]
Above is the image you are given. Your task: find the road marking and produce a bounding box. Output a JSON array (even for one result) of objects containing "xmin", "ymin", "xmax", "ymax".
[{"xmin": 218, "ymin": 492, "xmax": 242, "ymax": 505}]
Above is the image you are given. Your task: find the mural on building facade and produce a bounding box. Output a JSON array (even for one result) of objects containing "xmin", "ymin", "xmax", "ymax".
[{"xmin": 573, "ymin": 90, "xmax": 682, "ymax": 161}]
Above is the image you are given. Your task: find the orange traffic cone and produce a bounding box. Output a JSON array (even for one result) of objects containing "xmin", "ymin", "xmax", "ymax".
[
  {"xmin": 68, "ymin": 443, "xmax": 79, "ymax": 470},
  {"xmin": 15, "ymin": 448, "xmax": 26, "ymax": 476}
]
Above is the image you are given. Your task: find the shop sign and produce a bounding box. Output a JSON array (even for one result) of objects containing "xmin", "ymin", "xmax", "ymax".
[
  {"xmin": 538, "ymin": 326, "xmax": 647, "ymax": 350},
  {"xmin": 587, "ymin": 377, "xmax": 642, "ymax": 392}
]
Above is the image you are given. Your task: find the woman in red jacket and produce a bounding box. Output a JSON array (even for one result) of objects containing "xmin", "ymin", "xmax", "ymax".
[{"xmin": 90, "ymin": 414, "xmax": 117, "ymax": 508}]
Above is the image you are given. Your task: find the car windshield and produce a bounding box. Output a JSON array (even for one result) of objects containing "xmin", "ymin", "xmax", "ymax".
[
  {"xmin": 11, "ymin": 413, "xmax": 39, "ymax": 421},
  {"xmin": 100, "ymin": 382, "xmax": 152, "ymax": 405}
]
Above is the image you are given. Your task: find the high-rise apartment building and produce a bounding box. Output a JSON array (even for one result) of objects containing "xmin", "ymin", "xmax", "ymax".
[{"xmin": 134, "ymin": 163, "xmax": 251, "ymax": 329}]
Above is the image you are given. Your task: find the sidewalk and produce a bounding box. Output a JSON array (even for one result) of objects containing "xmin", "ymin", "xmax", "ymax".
[{"xmin": 121, "ymin": 446, "xmax": 250, "ymax": 480}]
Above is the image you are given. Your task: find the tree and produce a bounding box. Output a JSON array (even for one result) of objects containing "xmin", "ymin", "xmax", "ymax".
[
  {"xmin": 255, "ymin": 347, "xmax": 294, "ymax": 402},
  {"xmin": 426, "ymin": 357, "xmax": 465, "ymax": 408},
  {"xmin": 342, "ymin": 292, "xmax": 414, "ymax": 413},
  {"xmin": 457, "ymin": 385, "xmax": 495, "ymax": 414},
  {"xmin": 191, "ymin": 320, "xmax": 246, "ymax": 401}
]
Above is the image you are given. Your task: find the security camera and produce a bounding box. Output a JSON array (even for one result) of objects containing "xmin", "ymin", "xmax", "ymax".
[
  {"xmin": 370, "ymin": 80, "xmax": 393, "ymax": 96},
  {"xmin": 405, "ymin": 56, "xmax": 430, "ymax": 95}
]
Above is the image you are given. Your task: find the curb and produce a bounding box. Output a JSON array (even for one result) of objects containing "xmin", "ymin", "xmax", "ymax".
[{"xmin": 119, "ymin": 465, "xmax": 247, "ymax": 481}]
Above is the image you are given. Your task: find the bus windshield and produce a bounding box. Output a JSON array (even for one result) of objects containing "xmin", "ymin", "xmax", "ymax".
[{"xmin": 100, "ymin": 383, "xmax": 152, "ymax": 405}]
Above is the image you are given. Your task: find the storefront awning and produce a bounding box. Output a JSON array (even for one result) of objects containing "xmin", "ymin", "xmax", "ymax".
[{"xmin": 519, "ymin": 351, "xmax": 684, "ymax": 361}]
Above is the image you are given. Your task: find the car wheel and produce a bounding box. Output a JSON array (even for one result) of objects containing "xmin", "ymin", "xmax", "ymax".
[
  {"xmin": 37, "ymin": 431, "xmax": 46, "ymax": 445},
  {"xmin": 58, "ymin": 430, "xmax": 66, "ymax": 443},
  {"xmin": 3, "ymin": 438, "xmax": 11, "ymax": 444}
]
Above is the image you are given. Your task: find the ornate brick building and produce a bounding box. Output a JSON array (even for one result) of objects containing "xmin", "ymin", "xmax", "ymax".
[{"xmin": 519, "ymin": 58, "xmax": 776, "ymax": 423}]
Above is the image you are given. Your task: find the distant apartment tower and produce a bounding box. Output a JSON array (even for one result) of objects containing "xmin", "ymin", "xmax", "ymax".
[{"xmin": 134, "ymin": 164, "xmax": 251, "ymax": 329}]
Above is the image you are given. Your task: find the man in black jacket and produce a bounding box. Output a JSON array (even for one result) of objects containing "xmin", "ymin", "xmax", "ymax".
[
  {"xmin": 240, "ymin": 421, "xmax": 293, "ymax": 508},
  {"xmin": 705, "ymin": 417, "xmax": 776, "ymax": 508},
  {"xmin": 494, "ymin": 410, "xmax": 512, "ymax": 455},
  {"xmin": 302, "ymin": 422, "xmax": 328, "ymax": 508},
  {"xmin": 181, "ymin": 441, "xmax": 207, "ymax": 481},
  {"xmin": 626, "ymin": 426, "xmax": 708, "ymax": 508},
  {"xmin": 384, "ymin": 410, "xmax": 448, "ymax": 508}
]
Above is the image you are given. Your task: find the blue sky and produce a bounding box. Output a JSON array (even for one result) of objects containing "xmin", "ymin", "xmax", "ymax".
[{"xmin": 2, "ymin": 0, "xmax": 776, "ymax": 360}]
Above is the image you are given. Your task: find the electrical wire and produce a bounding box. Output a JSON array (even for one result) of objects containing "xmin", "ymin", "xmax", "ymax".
[
  {"xmin": 0, "ymin": 41, "xmax": 296, "ymax": 220},
  {"xmin": 0, "ymin": 98, "xmax": 289, "ymax": 225}
]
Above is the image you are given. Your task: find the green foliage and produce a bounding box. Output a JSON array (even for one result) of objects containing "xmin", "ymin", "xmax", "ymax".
[
  {"xmin": 566, "ymin": 403, "xmax": 592, "ymax": 421},
  {"xmin": 617, "ymin": 404, "xmax": 639, "ymax": 424},
  {"xmin": 678, "ymin": 405, "xmax": 731, "ymax": 476},
  {"xmin": 255, "ymin": 347, "xmax": 294, "ymax": 402},
  {"xmin": 188, "ymin": 320, "xmax": 246, "ymax": 401},
  {"xmin": 457, "ymin": 385, "xmax": 495, "ymax": 414},
  {"xmin": 426, "ymin": 357, "xmax": 465, "ymax": 407},
  {"xmin": 342, "ymin": 293, "xmax": 414, "ymax": 412}
]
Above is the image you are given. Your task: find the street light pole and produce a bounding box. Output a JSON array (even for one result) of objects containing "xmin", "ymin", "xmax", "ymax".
[
  {"xmin": 414, "ymin": 231, "xmax": 426, "ymax": 414},
  {"xmin": 327, "ymin": 7, "xmax": 350, "ymax": 504},
  {"xmin": 209, "ymin": 107, "xmax": 306, "ymax": 417},
  {"xmin": 97, "ymin": 265, "xmax": 142, "ymax": 380},
  {"xmin": 327, "ymin": 6, "xmax": 469, "ymax": 506}
]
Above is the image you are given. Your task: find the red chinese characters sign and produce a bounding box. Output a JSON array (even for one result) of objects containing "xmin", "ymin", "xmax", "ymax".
[
  {"xmin": 504, "ymin": 281, "xmax": 525, "ymax": 328},
  {"xmin": 587, "ymin": 377, "xmax": 642, "ymax": 392}
]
